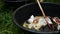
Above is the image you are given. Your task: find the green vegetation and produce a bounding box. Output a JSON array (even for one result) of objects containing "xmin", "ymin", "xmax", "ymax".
[
  {"xmin": 0, "ymin": 0, "xmax": 23, "ymax": 34},
  {"xmin": 0, "ymin": 0, "xmax": 60, "ymax": 34}
]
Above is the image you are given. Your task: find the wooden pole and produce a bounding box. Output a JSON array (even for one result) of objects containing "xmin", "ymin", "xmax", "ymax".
[
  {"xmin": 37, "ymin": 0, "xmax": 52, "ymax": 30},
  {"xmin": 37, "ymin": 0, "xmax": 46, "ymax": 17}
]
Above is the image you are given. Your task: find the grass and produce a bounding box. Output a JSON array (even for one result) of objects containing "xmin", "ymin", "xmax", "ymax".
[
  {"xmin": 0, "ymin": 0, "xmax": 23, "ymax": 34},
  {"xmin": 0, "ymin": 0, "xmax": 60, "ymax": 34}
]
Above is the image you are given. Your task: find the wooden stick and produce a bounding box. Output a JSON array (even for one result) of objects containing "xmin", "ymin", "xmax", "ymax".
[
  {"xmin": 37, "ymin": 0, "xmax": 46, "ymax": 17},
  {"xmin": 37, "ymin": 0, "xmax": 52, "ymax": 29}
]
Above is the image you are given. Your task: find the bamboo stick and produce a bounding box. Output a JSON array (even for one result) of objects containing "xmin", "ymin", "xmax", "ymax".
[
  {"xmin": 37, "ymin": 0, "xmax": 46, "ymax": 17},
  {"xmin": 37, "ymin": 0, "xmax": 52, "ymax": 29}
]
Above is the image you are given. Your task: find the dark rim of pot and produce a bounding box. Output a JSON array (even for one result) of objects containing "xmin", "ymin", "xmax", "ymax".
[{"xmin": 13, "ymin": 2, "xmax": 60, "ymax": 33}]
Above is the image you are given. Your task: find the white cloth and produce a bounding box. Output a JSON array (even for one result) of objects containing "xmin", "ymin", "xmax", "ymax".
[{"xmin": 28, "ymin": 15, "xmax": 35, "ymax": 23}]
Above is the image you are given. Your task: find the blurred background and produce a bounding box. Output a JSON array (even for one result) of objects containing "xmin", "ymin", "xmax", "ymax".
[{"xmin": 0, "ymin": 0, "xmax": 60, "ymax": 34}]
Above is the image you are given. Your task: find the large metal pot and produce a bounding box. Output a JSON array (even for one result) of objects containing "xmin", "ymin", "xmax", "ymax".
[{"xmin": 13, "ymin": 2, "xmax": 60, "ymax": 34}]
